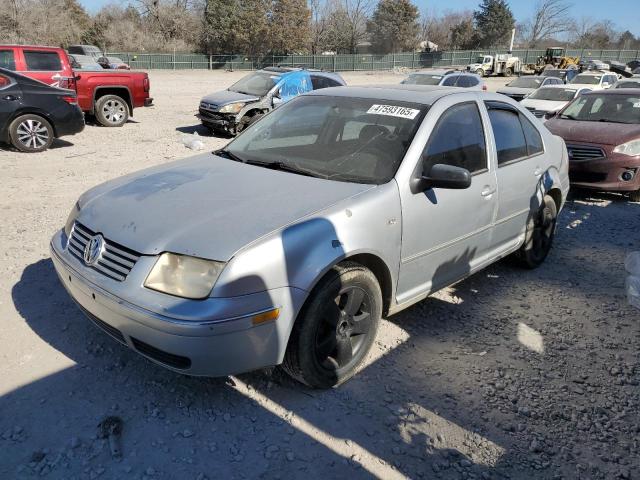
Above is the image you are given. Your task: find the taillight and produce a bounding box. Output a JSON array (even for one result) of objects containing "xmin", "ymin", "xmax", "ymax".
[
  {"xmin": 61, "ymin": 95, "xmax": 78, "ymax": 105},
  {"xmin": 143, "ymin": 77, "xmax": 150, "ymax": 92},
  {"xmin": 59, "ymin": 76, "xmax": 76, "ymax": 90}
]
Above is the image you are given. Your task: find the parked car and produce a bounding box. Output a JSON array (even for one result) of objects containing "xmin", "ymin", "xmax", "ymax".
[
  {"xmin": 0, "ymin": 45, "xmax": 152, "ymax": 127},
  {"xmin": 521, "ymin": 85, "xmax": 591, "ymax": 120},
  {"xmin": 627, "ymin": 60, "xmax": 640, "ymax": 71},
  {"xmin": 581, "ymin": 59, "xmax": 610, "ymax": 71},
  {"xmin": 614, "ymin": 79, "xmax": 640, "ymax": 89},
  {"xmin": 0, "ymin": 68, "xmax": 84, "ymax": 152},
  {"xmin": 569, "ymin": 72, "xmax": 618, "ymax": 90},
  {"xmin": 97, "ymin": 56, "xmax": 130, "ymax": 70},
  {"xmin": 541, "ymin": 68, "xmax": 579, "ymax": 84},
  {"xmin": 68, "ymin": 44, "xmax": 104, "ymax": 60},
  {"xmin": 69, "ymin": 54, "xmax": 103, "ymax": 71},
  {"xmin": 497, "ymin": 75, "xmax": 563, "ymax": 101},
  {"xmin": 546, "ymin": 90, "xmax": 640, "ymax": 201},
  {"xmin": 197, "ymin": 67, "xmax": 345, "ymax": 136},
  {"xmin": 52, "ymin": 85, "xmax": 569, "ymax": 387},
  {"xmin": 401, "ymin": 70, "xmax": 486, "ymax": 90}
]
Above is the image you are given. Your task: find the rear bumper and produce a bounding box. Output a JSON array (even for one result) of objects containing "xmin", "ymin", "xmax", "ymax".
[
  {"xmin": 50, "ymin": 230, "xmax": 306, "ymax": 376},
  {"xmin": 144, "ymin": 98, "xmax": 153, "ymax": 107},
  {"xmin": 569, "ymin": 152, "xmax": 640, "ymax": 192},
  {"xmin": 55, "ymin": 106, "xmax": 85, "ymax": 138}
]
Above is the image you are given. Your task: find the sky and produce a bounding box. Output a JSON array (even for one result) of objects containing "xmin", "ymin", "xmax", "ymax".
[{"xmin": 79, "ymin": 0, "xmax": 640, "ymax": 36}]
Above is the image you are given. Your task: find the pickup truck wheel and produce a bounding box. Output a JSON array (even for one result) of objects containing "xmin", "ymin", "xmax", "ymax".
[
  {"xmin": 282, "ymin": 262, "xmax": 382, "ymax": 388},
  {"xmin": 516, "ymin": 194, "xmax": 558, "ymax": 269},
  {"xmin": 9, "ymin": 114, "xmax": 54, "ymax": 153},
  {"xmin": 95, "ymin": 95, "xmax": 129, "ymax": 127}
]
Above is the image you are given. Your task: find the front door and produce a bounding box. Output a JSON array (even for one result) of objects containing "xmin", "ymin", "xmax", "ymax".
[{"xmin": 396, "ymin": 99, "xmax": 498, "ymax": 304}]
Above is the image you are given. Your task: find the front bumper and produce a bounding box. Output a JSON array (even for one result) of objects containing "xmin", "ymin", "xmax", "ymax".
[
  {"xmin": 569, "ymin": 150, "xmax": 640, "ymax": 192},
  {"xmin": 50, "ymin": 230, "xmax": 306, "ymax": 376},
  {"xmin": 196, "ymin": 110, "xmax": 236, "ymax": 129}
]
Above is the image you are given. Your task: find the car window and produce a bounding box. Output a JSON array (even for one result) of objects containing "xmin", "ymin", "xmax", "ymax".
[
  {"xmin": 24, "ymin": 51, "xmax": 62, "ymax": 71},
  {"xmin": 403, "ymin": 74, "xmax": 443, "ymax": 86},
  {"xmin": 422, "ymin": 102, "xmax": 487, "ymax": 175},
  {"xmin": 520, "ymin": 115, "xmax": 544, "ymax": 156},
  {"xmin": 441, "ymin": 75, "xmax": 458, "ymax": 87},
  {"xmin": 311, "ymin": 75, "xmax": 342, "ymax": 89},
  {"xmin": 457, "ymin": 76, "xmax": 476, "ymax": 88},
  {"xmin": 0, "ymin": 50, "xmax": 16, "ymax": 70},
  {"xmin": 486, "ymin": 106, "xmax": 528, "ymax": 165},
  {"xmin": 0, "ymin": 73, "xmax": 13, "ymax": 89}
]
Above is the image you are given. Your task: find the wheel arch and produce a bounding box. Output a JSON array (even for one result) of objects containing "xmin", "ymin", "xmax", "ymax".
[
  {"xmin": 93, "ymin": 86, "xmax": 133, "ymax": 115},
  {"xmin": 5, "ymin": 110, "xmax": 57, "ymax": 139}
]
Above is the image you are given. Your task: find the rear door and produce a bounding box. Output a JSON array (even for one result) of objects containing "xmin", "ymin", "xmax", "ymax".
[
  {"xmin": 0, "ymin": 73, "xmax": 20, "ymax": 133},
  {"xmin": 483, "ymin": 101, "xmax": 547, "ymax": 250},
  {"xmin": 18, "ymin": 49, "xmax": 67, "ymax": 87}
]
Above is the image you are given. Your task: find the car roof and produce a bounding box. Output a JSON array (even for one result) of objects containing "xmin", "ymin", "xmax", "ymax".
[
  {"xmin": 412, "ymin": 69, "xmax": 455, "ymax": 76},
  {"xmin": 306, "ymin": 84, "xmax": 463, "ymax": 105}
]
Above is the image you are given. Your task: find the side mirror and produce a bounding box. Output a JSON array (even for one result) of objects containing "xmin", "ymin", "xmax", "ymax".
[{"xmin": 411, "ymin": 163, "xmax": 472, "ymax": 193}]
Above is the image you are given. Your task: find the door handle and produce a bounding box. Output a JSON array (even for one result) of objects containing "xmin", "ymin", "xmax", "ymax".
[
  {"xmin": 481, "ymin": 186, "xmax": 496, "ymax": 197},
  {"xmin": 2, "ymin": 95, "xmax": 17, "ymax": 101}
]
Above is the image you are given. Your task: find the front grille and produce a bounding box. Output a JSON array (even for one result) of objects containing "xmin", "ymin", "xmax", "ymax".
[
  {"xmin": 526, "ymin": 107, "xmax": 546, "ymax": 118},
  {"xmin": 78, "ymin": 304, "xmax": 127, "ymax": 345},
  {"xmin": 570, "ymin": 171, "xmax": 608, "ymax": 183},
  {"xmin": 198, "ymin": 108, "xmax": 227, "ymax": 120},
  {"xmin": 566, "ymin": 144, "xmax": 606, "ymax": 161},
  {"xmin": 67, "ymin": 222, "xmax": 141, "ymax": 282},
  {"xmin": 131, "ymin": 337, "xmax": 192, "ymax": 370},
  {"xmin": 200, "ymin": 101, "xmax": 218, "ymax": 110}
]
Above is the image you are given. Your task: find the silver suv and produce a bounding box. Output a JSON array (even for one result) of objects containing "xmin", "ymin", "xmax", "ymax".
[{"xmin": 51, "ymin": 85, "xmax": 569, "ymax": 388}]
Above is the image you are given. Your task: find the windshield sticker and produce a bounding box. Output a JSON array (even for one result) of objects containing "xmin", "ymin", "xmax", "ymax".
[{"xmin": 367, "ymin": 104, "xmax": 420, "ymax": 119}]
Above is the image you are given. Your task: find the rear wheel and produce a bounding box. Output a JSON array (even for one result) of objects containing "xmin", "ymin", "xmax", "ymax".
[
  {"xmin": 506, "ymin": 67, "xmax": 514, "ymax": 76},
  {"xmin": 282, "ymin": 262, "xmax": 382, "ymax": 388},
  {"xmin": 516, "ymin": 194, "xmax": 558, "ymax": 268},
  {"xmin": 95, "ymin": 94, "xmax": 129, "ymax": 127},
  {"xmin": 9, "ymin": 114, "xmax": 54, "ymax": 153}
]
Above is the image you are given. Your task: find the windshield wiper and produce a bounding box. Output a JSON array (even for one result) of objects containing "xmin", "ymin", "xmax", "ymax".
[
  {"xmin": 559, "ymin": 114, "xmax": 578, "ymax": 120},
  {"xmin": 245, "ymin": 159, "xmax": 326, "ymax": 179},
  {"xmin": 214, "ymin": 148, "xmax": 245, "ymax": 163},
  {"xmin": 596, "ymin": 118, "xmax": 631, "ymax": 124}
]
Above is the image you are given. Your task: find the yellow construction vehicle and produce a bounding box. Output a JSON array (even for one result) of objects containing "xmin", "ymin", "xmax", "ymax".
[{"xmin": 535, "ymin": 47, "xmax": 579, "ymax": 73}]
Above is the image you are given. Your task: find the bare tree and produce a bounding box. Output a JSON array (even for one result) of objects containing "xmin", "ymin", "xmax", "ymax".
[
  {"xmin": 521, "ymin": 0, "xmax": 572, "ymax": 47},
  {"xmin": 420, "ymin": 9, "xmax": 474, "ymax": 50}
]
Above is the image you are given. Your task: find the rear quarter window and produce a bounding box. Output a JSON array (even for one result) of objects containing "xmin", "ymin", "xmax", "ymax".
[
  {"xmin": 24, "ymin": 51, "xmax": 62, "ymax": 71},
  {"xmin": 0, "ymin": 50, "xmax": 16, "ymax": 70}
]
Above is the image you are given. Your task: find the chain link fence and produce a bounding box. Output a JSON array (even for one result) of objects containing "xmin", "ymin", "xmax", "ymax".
[{"xmin": 108, "ymin": 49, "xmax": 640, "ymax": 71}]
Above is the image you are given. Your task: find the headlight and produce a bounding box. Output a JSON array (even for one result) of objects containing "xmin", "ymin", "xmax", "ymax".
[
  {"xmin": 613, "ymin": 139, "xmax": 640, "ymax": 156},
  {"xmin": 144, "ymin": 253, "xmax": 225, "ymax": 299},
  {"xmin": 219, "ymin": 102, "xmax": 245, "ymax": 114},
  {"xmin": 64, "ymin": 201, "xmax": 80, "ymax": 236}
]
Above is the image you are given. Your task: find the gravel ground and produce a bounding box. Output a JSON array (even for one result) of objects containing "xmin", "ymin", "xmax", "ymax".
[{"xmin": 0, "ymin": 70, "xmax": 639, "ymax": 480}]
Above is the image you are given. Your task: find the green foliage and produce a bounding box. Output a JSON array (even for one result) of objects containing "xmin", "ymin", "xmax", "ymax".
[
  {"xmin": 367, "ymin": 0, "xmax": 420, "ymax": 54},
  {"xmin": 473, "ymin": 0, "xmax": 514, "ymax": 48},
  {"xmin": 450, "ymin": 18, "xmax": 477, "ymax": 50},
  {"xmin": 268, "ymin": 0, "xmax": 312, "ymax": 54},
  {"xmin": 203, "ymin": 0, "xmax": 239, "ymax": 54}
]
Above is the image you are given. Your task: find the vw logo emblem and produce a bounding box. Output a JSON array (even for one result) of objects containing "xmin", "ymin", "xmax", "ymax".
[{"xmin": 83, "ymin": 235, "xmax": 104, "ymax": 266}]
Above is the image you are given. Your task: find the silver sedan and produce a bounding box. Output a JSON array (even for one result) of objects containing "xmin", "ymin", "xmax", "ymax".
[{"xmin": 51, "ymin": 85, "xmax": 569, "ymax": 388}]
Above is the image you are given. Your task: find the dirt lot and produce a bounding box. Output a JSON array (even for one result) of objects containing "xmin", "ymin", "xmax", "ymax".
[{"xmin": 1, "ymin": 70, "xmax": 639, "ymax": 480}]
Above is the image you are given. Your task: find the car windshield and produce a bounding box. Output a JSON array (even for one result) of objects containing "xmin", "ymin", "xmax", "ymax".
[
  {"xmin": 402, "ymin": 74, "xmax": 443, "ymax": 86},
  {"xmin": 528, "ymin": 88, "xmax": 577, "ymax": 101},
  {"xmin": 572, "ymin": 74, "xmax": 601, "ymax": 85},
  {"xmin": 507, "ymin": 78, "xmax": 542, "ymax": 88},
  {"xmin": 542, "ymin": 70, "xmax": 566, "ymax": 79},
  {"xmin": 475, "ymin": 56, "xmax": 485, "ymax": 63},
  {"xmin": 560, "ymin": 94, "xmax": 640, "ymax": 124},
  {"xmin": 222, "ymin": 95, "xmax": 427, "ymax": 184},
  {"xmin": 228, "ymin": 71, "xmax": 280, "ymax": 96}
]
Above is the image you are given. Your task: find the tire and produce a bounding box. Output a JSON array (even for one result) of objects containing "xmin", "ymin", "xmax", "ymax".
[
  {"xmin": 516, "ymin": 194, "xmax": 558, "ymax": 269},
  {"xmin": 9, "ymin": 114, "xmax": 54, "ymax": 153},
  {"xmin": 630, "ymin": 189, "xmax": 640, "ymax": 202},
  {"xmin": 282, "ymin": 262, "xmax": 382, "ymax": 388},
  {"xmin": 506, "ymin": 67, "xmax": 513, "ymax": 76},
  {"xmin": 95, "ymin": 95, "xmax": 129, "ymax": 127},
  {"xmin": 475, "ymin": 69, "xmax": 484, "ymax": 77}
]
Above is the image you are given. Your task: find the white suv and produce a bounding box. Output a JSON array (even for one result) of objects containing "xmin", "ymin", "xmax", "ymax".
[{"xmin": 570, "ymin": 72, "xmax": 618, "ymax": 90}]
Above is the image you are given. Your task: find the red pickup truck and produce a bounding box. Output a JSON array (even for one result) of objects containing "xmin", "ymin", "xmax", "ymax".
[{"xmin": 0, "ymin": 45, "xmax": 152, "ymax": 127}]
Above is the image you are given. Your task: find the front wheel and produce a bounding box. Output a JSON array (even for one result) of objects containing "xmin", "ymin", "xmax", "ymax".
[
  {"xmin": 9, "ymin": 114, "xmax": 54, "ymax": 152},
  {"xmin": 506, "ymin": 67, "xmax": 514, "ymax": 76},
  {"xmin": 95, "ymin": 95, "xmax": 129, "ymax": 127},
  {"xmin": 516, "ymin": 194, "xmax": 558, "ymax": 268},
  {"xmin": 475, "ymin": 69, "xmax": 484, "ymax": 77},
  {"xmin": 282, "ymin": 262, "xmax": 382, "ymax": 388}
]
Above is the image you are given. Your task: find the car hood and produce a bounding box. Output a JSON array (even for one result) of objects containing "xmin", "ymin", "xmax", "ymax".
[
  {"xmin": 545, "ymin": 119, "xmax": 640, "ymax": 146},
  {"xmin": 497, "ymin": 86, "xmax": 535, "ymax": 96},
  {"xmin": 568, "ymin": 83, "xmax": 602, "ymax": 90},
  {"xmin": 200, "ymin": 90, "xmax": 260, "ymax": 108},
  {"xmin": 76, "ymin": 154, "xmax": 373, "ymax": 261},
  {"xmin": 521, "ymin": 98, "xmax": 567, "ymax": 111},
  {"xmin": 467, "ymin": 64, "xmax": 482, "ymax": 70}
]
